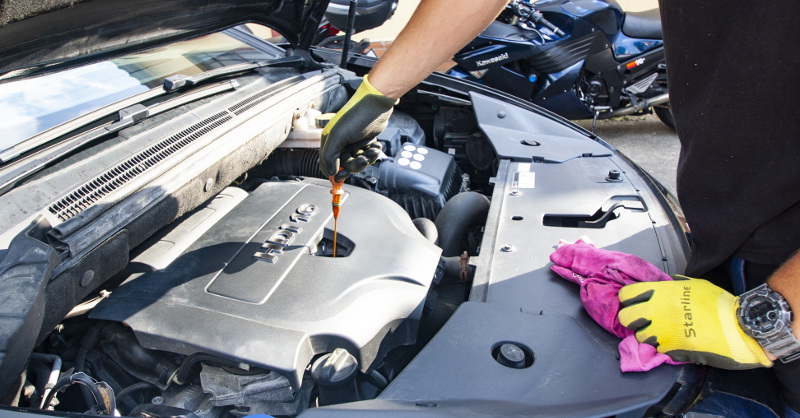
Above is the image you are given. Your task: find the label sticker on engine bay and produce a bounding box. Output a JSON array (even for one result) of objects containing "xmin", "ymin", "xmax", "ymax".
[{"xmin": 513, "ymin": 163, "xmax": 535, "ymax": 188}]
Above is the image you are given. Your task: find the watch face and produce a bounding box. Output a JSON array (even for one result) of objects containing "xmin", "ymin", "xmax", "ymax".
[{"xmin": 743, "ymin": 296, "xmax": 780, "ymax": 333}]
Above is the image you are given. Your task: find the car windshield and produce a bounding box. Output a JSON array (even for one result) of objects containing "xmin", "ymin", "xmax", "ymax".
[{"xmin": 0, "ymin": 26, "xmax": 281, "ymax": 150}]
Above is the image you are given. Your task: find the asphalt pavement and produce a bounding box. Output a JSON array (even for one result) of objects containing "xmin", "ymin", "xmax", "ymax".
[{"xmin": 576, "ymin": 114, "xmax": 680, "ymax": 197}]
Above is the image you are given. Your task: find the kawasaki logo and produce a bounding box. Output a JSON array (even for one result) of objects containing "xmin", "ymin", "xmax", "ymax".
[{"xmin": 476, "ymin": 52, "xmax": 509, "ymax": 67}]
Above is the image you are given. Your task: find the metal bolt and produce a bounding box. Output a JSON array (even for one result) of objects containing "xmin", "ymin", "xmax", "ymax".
[
  {"xmin": 496, "ymin": 343, "xmax": 526, "ymax": 369},
  {"xmin": 368, "ymin": 177, "xmax": 378, "ymax": 184},
  {"xmin": 500, "ymin": 244, "xmax": 514, "ymax": 252},
  {"xmin": 509, "ymin": 190, "xmax": 521, "ymax": 196},
  {"xmin": 497, "ymin": 111, "xmax": 506, "ymax": 118},
  {"xmin": 606, "ymin": 170, "xmax": 622, "ymax": 181},
  {"xmin": 151, "ymin": 396, "xmax": 164, "ymax": 405}
]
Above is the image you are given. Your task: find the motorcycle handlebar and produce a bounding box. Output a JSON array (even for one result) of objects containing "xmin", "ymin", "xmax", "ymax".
[
  {"xmin": 530, "ymin": 10, "xmax": 565, "ymax": 36},
  {"xmin": 508, "ymin": 0, "xmax": 565, "ymax": 37}
]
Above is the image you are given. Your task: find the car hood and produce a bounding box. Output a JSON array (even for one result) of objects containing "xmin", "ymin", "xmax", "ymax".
[{"xmin": 0, "ymin": 0, "xmax": 328, "ymax": 81}]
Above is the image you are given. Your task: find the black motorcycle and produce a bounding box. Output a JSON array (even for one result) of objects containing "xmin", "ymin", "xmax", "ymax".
[{"xmin": 448, "ymin": 0, "xmax": 673, "ymax": 129}]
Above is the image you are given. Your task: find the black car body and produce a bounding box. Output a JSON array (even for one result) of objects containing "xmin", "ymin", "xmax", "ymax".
[{"xmin": 0, "ymin": 0, "xmax": 700, "ymax": 416}]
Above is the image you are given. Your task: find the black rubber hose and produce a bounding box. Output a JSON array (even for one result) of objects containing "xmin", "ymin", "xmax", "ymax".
[
  {"xmin": 27, "ymin": 360, "xmax": 51, "ymax": 407},
  {"xmin": 102, "ymin": 325, "xmax": 176, "ymax": 385},
  {"xmin": 434, "ymin": 192, "xmax": 490, "ymax": 257},
  {"xmin": 266, "ymin": 149, "xmax": 324, "ymax": 179},
  {"xmin": 115, "ymin": 382, "xmax": 156, "ymax": 403},
  {"xmin": 42, "ymin": 373, "xmax": 111, "ymax": 414}
]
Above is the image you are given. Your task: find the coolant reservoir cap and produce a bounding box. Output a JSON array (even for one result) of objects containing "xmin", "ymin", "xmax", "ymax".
[{"xmin": 316, "ymin": 113, "xmax": 336, "ymax": 128}]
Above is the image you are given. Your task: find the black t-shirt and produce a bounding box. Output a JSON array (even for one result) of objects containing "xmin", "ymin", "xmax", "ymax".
[{"xmin": 661, "ymin": 0, "xmax": 800, "ymax": 276}]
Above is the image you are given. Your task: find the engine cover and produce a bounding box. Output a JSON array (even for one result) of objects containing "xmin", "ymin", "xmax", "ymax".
[{"xmin": 90, "ymin": 179, "xmax": 442, "ymax": 389}]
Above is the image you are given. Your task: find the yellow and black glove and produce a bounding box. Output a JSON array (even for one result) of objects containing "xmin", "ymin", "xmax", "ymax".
[
  {"xmin": 319, "ymin": 74, "xmax": 396, "ymax": 181},
  {"xmin": 618, "ymin": 275, "xmax": 772, "ymax": 370}
]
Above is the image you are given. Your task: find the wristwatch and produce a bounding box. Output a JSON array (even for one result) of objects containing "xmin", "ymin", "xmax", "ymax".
[{"xmin": 737, "ymin": 283, "xmax": 800, "ymax": 363}]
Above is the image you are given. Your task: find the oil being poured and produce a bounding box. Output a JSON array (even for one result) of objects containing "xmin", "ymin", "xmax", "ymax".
[{"xmin": 328, "ymin": 176, "xmax": 344, "ymax": 257}]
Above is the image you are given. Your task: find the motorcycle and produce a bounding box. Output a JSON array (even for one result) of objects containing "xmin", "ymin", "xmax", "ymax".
[{"xmin": 448, "ymin": 0, "xmax": 674, "ymax": 129}]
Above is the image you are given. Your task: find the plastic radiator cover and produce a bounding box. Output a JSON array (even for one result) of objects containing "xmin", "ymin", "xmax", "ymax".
[{"xmin": 90, "ymin": 179, "xmax": 441, "ymax": 389}]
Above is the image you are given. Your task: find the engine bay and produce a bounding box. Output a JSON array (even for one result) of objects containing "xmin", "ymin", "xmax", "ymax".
[
  {"xmin": 12, "ymin": 100, "xmax": 498, "ymax": 416},
  {"xmin": 0, "ymin": 62, "xmax": 698, "ymax": 416}
]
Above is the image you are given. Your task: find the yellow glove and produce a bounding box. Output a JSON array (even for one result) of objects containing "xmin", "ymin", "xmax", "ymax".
[
  {"xmin": 319, "ymin": 74, "xmax": 396, "ymax": 181},
  {"xmin": 618, "ymin": 276, "xmax": 772, "ymax": 370}
]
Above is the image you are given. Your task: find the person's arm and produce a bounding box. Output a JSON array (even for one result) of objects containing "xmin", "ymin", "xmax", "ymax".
[
  {"xmin": 368, "ymin": 0, "xmax": 509, "ymax": 99},
  {"xmin": 763, "ymin": 250, "xmax": 800, "ymax": 359},
  {"xmin": 319, "ymin": 0, "xmax": 508, "ymax": 179}
]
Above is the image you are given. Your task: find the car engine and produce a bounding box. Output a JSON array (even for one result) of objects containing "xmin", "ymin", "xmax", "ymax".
[
  {"xmin": 88, "ymin": 178, "xmax": 441, "ymax": 416},
  {"xmin": 33, "ymin": 110, "xmax": 481, "ymax": 417}
]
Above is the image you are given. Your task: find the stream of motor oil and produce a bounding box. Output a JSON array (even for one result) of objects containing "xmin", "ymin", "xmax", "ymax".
[{"xmin": 329, "ymin": 176, "xmax": 344, "ymax": 258}]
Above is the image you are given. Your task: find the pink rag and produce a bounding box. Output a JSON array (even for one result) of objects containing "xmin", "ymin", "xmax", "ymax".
[{"xmin": 549, "ymin": 239, "xmax": 685, "ymax": 372}]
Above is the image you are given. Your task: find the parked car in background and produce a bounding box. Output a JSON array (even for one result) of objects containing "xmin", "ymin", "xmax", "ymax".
[{"xmin": 0, "ymin": 0, "xmax": 698, "ymax": 416}]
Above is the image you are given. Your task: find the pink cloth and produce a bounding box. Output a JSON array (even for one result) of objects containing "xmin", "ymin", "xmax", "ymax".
[{"xmin": 549, "ymin": 239, "xmax": 685, "ymax": 372}]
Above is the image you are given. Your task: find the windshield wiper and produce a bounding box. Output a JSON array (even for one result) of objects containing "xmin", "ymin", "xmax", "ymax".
[
  {"xmin": 0, "ymin": 80, "xmax": 239, "ymax": 195},
  {"xmin": 0, "ymin": 56, "xmax": 308, "ymax": 165},
  {"xmin": 162, "ymin": 55, "xmax": 307, "ymax": 93},
  {"xmin": 0, "ymin": 54, "xmax": 314, "ymax": 194}
]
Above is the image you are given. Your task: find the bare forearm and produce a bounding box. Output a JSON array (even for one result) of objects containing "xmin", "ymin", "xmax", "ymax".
[
  {"xmin": 768, "ymin": 249, "xmax": 800, "ymax": 341},
  {"xmin": 368, "ymin": 0, "xmax": 508, "ymax": 99}
]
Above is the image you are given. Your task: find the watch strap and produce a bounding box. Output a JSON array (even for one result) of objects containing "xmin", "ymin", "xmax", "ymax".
[
  {"xmin": 758, "ymin": 329, "xmax": 800, "ymax": 363},
  {"xmin": 741, "ymin": 283, "xmax": 800, "ymax": 363}
]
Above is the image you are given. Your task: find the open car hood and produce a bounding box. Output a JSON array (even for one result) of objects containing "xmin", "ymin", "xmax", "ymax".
[{"xmin": 0, "ymin": 0, "xmax": 328, "ymax": 81}]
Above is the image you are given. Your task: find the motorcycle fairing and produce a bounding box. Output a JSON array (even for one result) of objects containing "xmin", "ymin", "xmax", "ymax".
[
  {"xmin": 456, "ymin": 33, "xmax": 542, "ymax": 73},
  {"xmin": 530, "ymin": 62, "xmax": 594, "ymax": 120},
  {"xmin": 613, "ymin": 31, "xmax": 663, "ymax": 60}
]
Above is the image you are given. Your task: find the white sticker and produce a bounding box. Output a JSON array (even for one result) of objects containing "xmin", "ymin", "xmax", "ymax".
[
  {"xmin": 448, "ymin": 148, "xmax": 456, "ymax": 155},
  {"xmin": 513, "ymin": 163, "xmax": 535, "ymax": 188},
  {"xmin": 413, "ymin": 154, "xmax": 425, "ymax": 161},
  {"xmin": 401, "ymin": 151, "xmax": 413, "ymax": 159},
  {"xmin": 403, "ymin": 144, "xmax": 417, "ymax": 151},
  {"xmin": 410, "ymin": 161, "xmax": 422, "ymax": 170},
  {"xmin": 417, "ymin": 148, "xmax": 428, "ymax": 154},
  {"xmin": 398, "ymin": 158, "xmax": 410, "ymax": 166}
]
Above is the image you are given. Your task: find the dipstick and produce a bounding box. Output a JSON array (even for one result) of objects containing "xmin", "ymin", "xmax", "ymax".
[{"xmin": 329, "ymin": 176, "xmax": 345, "ymax": 257}]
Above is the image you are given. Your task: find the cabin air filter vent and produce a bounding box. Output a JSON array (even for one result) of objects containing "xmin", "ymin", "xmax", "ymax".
[{"xmin": 48, "ymin": 112, "xmax": 232, "ymax": 222}]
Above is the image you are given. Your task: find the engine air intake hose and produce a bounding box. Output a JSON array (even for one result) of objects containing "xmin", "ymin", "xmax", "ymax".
[{"xmin": 434, "ymin": 192, "xmax": 490, "ymax": 257}]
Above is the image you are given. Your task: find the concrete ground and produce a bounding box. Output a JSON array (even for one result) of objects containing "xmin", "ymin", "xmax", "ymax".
[{"xmin": 576, "ymin": 115, "xmax": 679, "ymax": 197}]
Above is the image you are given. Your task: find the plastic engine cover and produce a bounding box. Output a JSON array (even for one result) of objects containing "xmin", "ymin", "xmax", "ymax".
[{"xmin": 90, "ymin": 179, "xmax": 442, "ymax": 389}]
